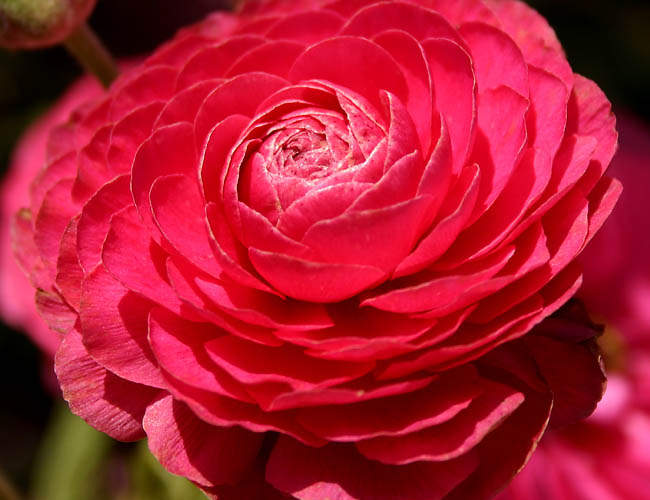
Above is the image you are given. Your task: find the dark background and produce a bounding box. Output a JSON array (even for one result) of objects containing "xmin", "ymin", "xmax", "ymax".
[{"xmin": 1, "ymin": 0, "xmax": 649, "ymax": 496}]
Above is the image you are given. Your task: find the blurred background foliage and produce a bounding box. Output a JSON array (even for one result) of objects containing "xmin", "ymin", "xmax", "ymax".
[{"xmin": 0, "ymin": 0, "xmax": 649, "ymax": 498}]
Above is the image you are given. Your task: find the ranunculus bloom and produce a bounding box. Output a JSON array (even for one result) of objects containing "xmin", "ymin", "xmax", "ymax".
[
  {"xmin": 6, "ymin": 1, "xmax": 620, "ymax": 498},
  {"xmin": 0, "ymin": 0, "xmax": 97, "ymax": 49},
  {"xmin": 498, "ymin": 115, "xmax": 650, "ymax": 500}
]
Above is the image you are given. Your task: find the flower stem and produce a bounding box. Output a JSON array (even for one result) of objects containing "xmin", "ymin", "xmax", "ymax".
[{"xmin": 62, "ymin": 22, "xmax": 118, "ymax": 88}]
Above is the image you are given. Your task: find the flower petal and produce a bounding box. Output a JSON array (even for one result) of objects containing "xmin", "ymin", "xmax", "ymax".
[
  {"xmin": 150, "ymin": 173, "xmax": 222, "ymax": 278},
  {"xmin": 175, "ymin": 35, "xmax": 265, "ymax": 89},
  {"xmin": 302, "ymin": 195, "xmax": 433, "ymax": 271},
  {"xmin": 296, "ymin": 366, "xmax": 481, "ymax": 442},
  {"xmin": 266, "ymin": 9, "xmax": 345, "ymax": 43},
  {"xmin": 131, "ymin": 122, "xmax": 197, "ymax": 237},
  {"xmin": 80, "ymin": 265, "xmax": 166, "ymax": 388},
  {"xmin": 143, "ymin": 395, "xmax": 264, "ymax": 487},
  {"xmin": 266, "ymin": 437, "xmax": 477, "ymax": 500},
  {"xmin": 289, "ymin": 36, "xmax": 408, "ymax": 113},
  {"xmin": 248, "ymin": 247, "xmax": 387, "ymax": 302},
  {"xmin": 101, "ymin": 206, "xmax": 184, "ymax": 313},
  {"xmin": 422, "ymin": 38, "xmax": 476, "ymax": 176},
  {"xmin": 356, "ymin": 379, "xmax": 523, "ymax": 465},
  {"xmin": 226, "ymin": 40, "xmax": 307, "ymax": 79},
  {"xmin": 55, "ymin": 327, "xmax": 161, "ymax": 441}
]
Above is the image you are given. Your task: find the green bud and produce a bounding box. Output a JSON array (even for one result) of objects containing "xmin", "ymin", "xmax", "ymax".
[{"xmin": 0, "ymin": 0, "xmax": 96, "ymax": 49}]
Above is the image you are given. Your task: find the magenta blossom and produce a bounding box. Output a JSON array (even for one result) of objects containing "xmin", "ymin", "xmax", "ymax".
[{"xmin": 5, "ymin": 1, "xmax": 619, "ymax": 498}]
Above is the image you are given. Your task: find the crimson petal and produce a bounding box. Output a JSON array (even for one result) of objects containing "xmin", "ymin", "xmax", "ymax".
[
  {"xmin": 55, "ymin": 328, "xmax": 161, "ymax": 441},
  {"xmin": 143, "ymin": 395, "xmax": 264, "ymax": 487},
  {"xmin": 266, "ymin": 437, "xmax": 478, "ymax": 500},
  {"xmin": 248, "ymin": 247, "xmax": 387, "ymax": 302},
  {"xmin": 289, "ymin": 36, "xmax": 408, "ymax": 113}
]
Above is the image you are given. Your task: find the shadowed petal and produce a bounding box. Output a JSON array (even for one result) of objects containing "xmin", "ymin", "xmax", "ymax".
[
  {"xmin": 266, "ymin": 437, "xmax": 478, "ymax": 500},
  {"xmin": 55, "ymin": 327, "xmax": 161, "ymax": 441},
  {"xmin": 144, "ymin": 395, "xmax": 264, "ymax": 487}
]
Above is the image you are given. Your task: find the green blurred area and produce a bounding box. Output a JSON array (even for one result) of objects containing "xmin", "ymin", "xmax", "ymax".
[
  {"xmin": 28, "ymin": 404, "xmax": 206, "ymax": 500},
  {"xmin": 0, "ymin": 0, "xmax": 649, "ymax": 498}
]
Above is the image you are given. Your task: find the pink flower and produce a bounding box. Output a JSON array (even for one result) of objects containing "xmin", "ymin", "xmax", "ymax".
[
  {"xmin": 0, "ymin": 0, "xmax": 97, "ymax": 49},
  {"xmin": 5, "ymin": 1, "xmax": 620, "ymax": 498},
  {"xmin": 0, "ymin": 77, "xmax": 102, "ymax": 357},
  {"xmin": 497, "ymin": 115, "xmax": 650, "ymax": 500}
]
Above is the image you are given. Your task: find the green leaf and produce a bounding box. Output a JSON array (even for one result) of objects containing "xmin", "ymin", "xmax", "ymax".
[
  {"xmin": 30, "ymin": 403, "xmax": 112, "ymax": 500},
  {"xmin": 127, "ymin": 440, "xmax": 207, "ymax": 500}
]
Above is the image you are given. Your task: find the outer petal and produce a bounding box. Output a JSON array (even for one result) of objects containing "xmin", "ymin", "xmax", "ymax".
[
  {"xmin": 77, "ymin": 174, "xmax": 133, "ymax": 273},
  {"xmin": 204, "ymin": 335, "xmax": 374, "ymax": 396},
  {"xmin": 295, "ymin": 366, "xmax": 482, "ymax": 442},
  {"xmin": 34, "ymin": 177, "xmax": 80, "ymax": 273},
  {"xmin": 446, "ymin": 386, "xmax": 552, "ymax": 500},
  {"xmin": 266, "ymin": 437, "xmax": 478, "ymax": 500},
  {"xmin": 107, "ymin": 65, "xmax": 176, "ymax": 121},
  {"xmin": 55, "ymin": 327, "xmax": 161, "ymax": 441},
  {"xmin": 341, "ymin": 1, "xmax": 464, "ymax": 44},
  {"xmin": 394, "ymin": 162, "xmax": 481, "ymax": 277},
  {"xmin": 355, "ymin": 379, "xmax": 524, "ymax": 465},
  {"xmin": 80, "ymin": 265, "xmax": 166, "ymax": 389},
  {"xmin": 365, "ymin": 243, "xmax": 514, "ymax": 314},
  {"xmin": 526, "ymin": 66, "xmax": 568, "ymax": 161},
  {"xmin": 107, "ymin": 102, "xmax": 166, "ymax": 174},
  {"xmin": 55, "ymin": 216, "xmax": 83, "ymax": 311},
  {"xmin": 131, "ymin": 122, "xmax": 197, "ymax": 236},
  {"xmin": 10, "ymin": 209, "xmax": 50, "ymax": 293},
  {"xmin": 524, "ymin": 334, "xmax": 606, "ymax": 428},
  {"xmin": 372, "ymin": 30, "xmax": 434, "ymax": 152},
  {"xmin": 566, "ymin": 75, "xmax": 618, "ymax": 177},
  {"xmin": 154, "ymin": 80, "xmax": 219, "ymax": 129},
  {"xmin": 34, "ymin": 288, "xmax": 76, "ymax": 335},
  {"xmin": 148, "ymin": 306, "xmax": 256, "ymax": 403},
  {"xmin": 175, "ymin": 36, "xmax": 265, "ymax": 89},
  {"xmin": 486, "ymin": 0, "xmax": 573, "ymax": 88},
  {"xmin": 205, "ymin": 201, "xmax": 278, "ymax": 295},
  {"xmin": 101, "ymin": 206, "xmax": 184, "ymax": 313},
  {"xmin": 266, "ymin": 10, "xmax": 345, "ymax": 43},
  {"xmin": 226, "ymin": 40, "xmax": 307, "ymax": 79},
  {"xmin": 143, "ymin": 395, "xmax": 264, "ymax": 488}
]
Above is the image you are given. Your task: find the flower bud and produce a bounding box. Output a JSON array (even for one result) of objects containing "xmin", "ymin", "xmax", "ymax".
[{"xmin": 0, "ymin": 0, "xmax": 96, "ymax": 49}]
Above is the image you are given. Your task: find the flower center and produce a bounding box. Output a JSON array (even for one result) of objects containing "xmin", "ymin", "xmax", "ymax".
[
  {"xmin": 270, "ymin": 128, "xmax": 337, "ymax": 182},
  {"xmin": 240, "ymin": 112, "xmax": 367, "ymax": 216},
  {"xmin": 232, "ymin": 98, "xmax": 386, "ymax": 229}
]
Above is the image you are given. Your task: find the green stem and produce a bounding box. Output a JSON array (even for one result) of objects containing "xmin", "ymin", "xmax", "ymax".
[
  {"xmin": 0, "ymin": 466, "xmax": 23, "ymax": 500},
  {"xmin": 62, "ymin": 22, "xmax": 118, "ymax": 88}
]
